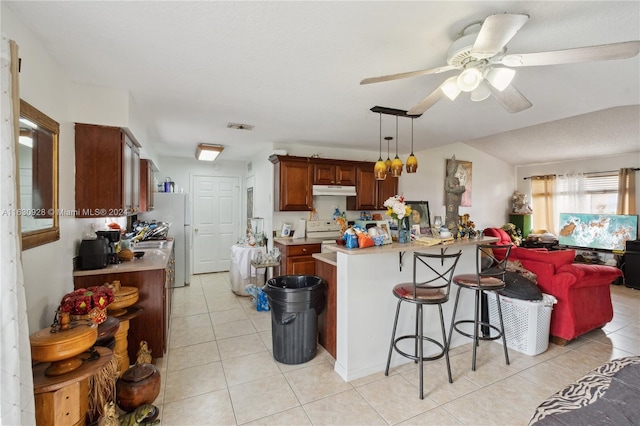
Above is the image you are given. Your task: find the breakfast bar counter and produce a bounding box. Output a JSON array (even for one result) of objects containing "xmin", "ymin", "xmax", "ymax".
[{"xmin": 320, "ymin": 236, "xmax": 497, "ymax": 382}]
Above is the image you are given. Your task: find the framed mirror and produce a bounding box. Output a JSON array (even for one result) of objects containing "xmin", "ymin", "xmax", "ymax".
[{"xmin": 19, "ymin": 99, "xmax": 60, "ymax": 250}]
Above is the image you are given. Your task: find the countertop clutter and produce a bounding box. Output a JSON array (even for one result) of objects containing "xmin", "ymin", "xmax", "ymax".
[{"xmin": 73, "ymin": 240, "xmax": 174, "ymax": 276}]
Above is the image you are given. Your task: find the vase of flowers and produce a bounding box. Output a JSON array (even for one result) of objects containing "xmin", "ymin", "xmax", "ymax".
[
  {"xmin": 59, "ymin": 286, "xmax": 114, "ymax": 324},
  {"xmin": 383, "ymin": 195, "xmax": 412, "ymax": 243}
]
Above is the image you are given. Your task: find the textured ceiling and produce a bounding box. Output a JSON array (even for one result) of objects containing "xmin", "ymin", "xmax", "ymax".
[{"xmin": 5, "ymin": 1, "xmax": 640, "ymax": 165}]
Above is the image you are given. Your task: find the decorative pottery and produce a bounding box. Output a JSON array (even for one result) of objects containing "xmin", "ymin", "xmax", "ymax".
[
  {"xmin": 30, "ymin": 321, "xmax": 98, "ymax": 376},
  {"xmin": 107, "ymin": 286, "xmax": 139, "ymax": 317},
  {"xmin": 116, "ymin": 363, "xmax": 161, "ymax": 412},
  {"xmin": 95, "ymin": 316, "xmax": 120, "ymax": 347}
]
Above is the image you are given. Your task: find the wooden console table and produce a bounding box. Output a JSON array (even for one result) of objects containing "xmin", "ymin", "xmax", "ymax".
[{"xmin": 33, "ymin": 347, "xmax": 113, "ymax": 426}]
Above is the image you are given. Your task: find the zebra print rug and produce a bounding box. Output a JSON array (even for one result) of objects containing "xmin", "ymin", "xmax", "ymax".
[{"xmin": 529, "ymin": 356, "xmax": 640, "ymax": 425}]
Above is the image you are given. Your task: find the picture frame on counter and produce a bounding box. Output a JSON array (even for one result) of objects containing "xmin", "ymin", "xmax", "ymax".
[{"xmin": 376, "ymin": 221, "xmax": 392, "ymax": 245}]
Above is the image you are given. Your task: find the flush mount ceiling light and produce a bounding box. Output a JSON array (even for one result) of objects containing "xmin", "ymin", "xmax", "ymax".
[{"xmin": 196, "ymin": 143, "xmax": 224, "ymax": 161}]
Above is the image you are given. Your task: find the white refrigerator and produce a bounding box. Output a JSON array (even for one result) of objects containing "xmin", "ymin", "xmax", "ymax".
[{"xmin": 140, "ymin": 193, "xmax": 191, "ymax": 287}]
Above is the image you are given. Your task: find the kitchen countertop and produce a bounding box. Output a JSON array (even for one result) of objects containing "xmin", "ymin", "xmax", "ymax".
[
  {"xmin": 312, "ymin": 252, "xmax": 337, "ymax": 266},
  {"xmin": 73, "ymin": 240, "xmax": 174, "ymax": 277},
  {"xmin": 323, "ymin": 236, "xmax": 498, "ymax": 255},
  {"xmin": 272, "ymin": 237, "xmax": 326, "ymax": 245}
]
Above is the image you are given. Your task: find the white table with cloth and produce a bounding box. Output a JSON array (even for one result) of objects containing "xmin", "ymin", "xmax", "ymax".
[{"xmin": 229, "ymin": 244, "xmax": 266, "ymax": 295}]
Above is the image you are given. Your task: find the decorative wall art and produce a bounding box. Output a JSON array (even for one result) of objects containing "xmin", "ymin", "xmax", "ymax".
[
  {"xmin": 247, "ymin": 187, "xmax": 254, "ymax": 219},
  {"xmin": 445, "ymin": 158, "xmax": 472, "ymax": 207}
]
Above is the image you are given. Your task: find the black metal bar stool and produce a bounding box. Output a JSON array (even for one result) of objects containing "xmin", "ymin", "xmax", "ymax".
[
  {"xmin": 385, "ymin": 250, "xmax": 462, "ymax": 399},
  {"xmin": 448, "ymin": 244, "xmax": 513, "ymax": 371}
]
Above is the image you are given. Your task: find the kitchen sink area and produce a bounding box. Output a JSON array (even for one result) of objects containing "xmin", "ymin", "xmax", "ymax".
[{"xmin": 133, "ymin": 240, "xmax": 169, "ymax": 249}]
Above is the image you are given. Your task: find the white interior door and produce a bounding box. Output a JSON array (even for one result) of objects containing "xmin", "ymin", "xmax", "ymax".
[{"xmin": 192, "ymin": 175, "xmax": 240, "ymax": 273}]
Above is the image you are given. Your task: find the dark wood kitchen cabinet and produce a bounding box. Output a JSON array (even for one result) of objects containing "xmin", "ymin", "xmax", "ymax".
[
  {"xmin": 74, "ymin": 266, "xmax": 171, "ymax": 361},
  {"xmin": 315, "ymin": 258, "xmax": 336, "ymax": 358},
  {"xmin": 312, "ymin": 163, "xmax": 356, "ymax": 186},
  {"xmin": 75, "ymin": 123, "xmax": 140, "ymax": 217},
  {"xmin": 274, "ymin": 242, "xmax": 321, "ymax": 275},
  {"xmin": 346, "ymin": 162, "xmax": 398, "ymax": 210},
  {"xmin": 270, "ymin": 155, "xmax": 313, "ymax": 211}
]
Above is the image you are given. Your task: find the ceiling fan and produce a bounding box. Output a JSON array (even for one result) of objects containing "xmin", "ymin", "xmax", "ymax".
[{"xmin": 361, "ymin": 13, "xmax": 640, "ymax": 115}]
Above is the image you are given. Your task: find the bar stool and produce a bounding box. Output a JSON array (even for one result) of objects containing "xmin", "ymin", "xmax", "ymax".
[
  {"xmin": 385, "ymin": 250, "xmax": 462, "ymax": 399},
  {"xmin": 448, "ymin": 244, "xmax": 513, "ymax": 371}
]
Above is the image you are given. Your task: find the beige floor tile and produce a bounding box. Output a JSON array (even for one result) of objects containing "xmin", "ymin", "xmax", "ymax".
[
  {"xmin": 593, "ymin": 331, "xmax": 640, "ymax": 355},
  {"xmin": 210, "ymin": 308, "xmax": 248, "ymax": 325},
  {"xmin": 275, "ymin": 347, "xmax": 331, "ymax": 373},
  {"xmin": 229, "ymin": 375, "xmax": 300, "ymax": 424},
  {"xmin": 348, "ymin": 369, "xmax": 399, "ymax": 388},
  {"xmin": 572, "ymin": 338, "xmax": 637, "ymax": 361},
  {"xmin": 167, "ymin": 340, "xmax": 220, "ymax": 371},
  {"xmin": 213, "ymin": 318, "xmax": 257, "ymax": 340},
  {"xmin": 284, "ymin": 360, "xmax": 353, "ymax": 404},
  {"xmin": 245, "ymin": 406, "xmax": 312, "ymax": 425},
  {"xmin": 161, "ymin": 389, "xmax": 236, "ymax": 426},
  {"xmin": 169, "ymin": 312, "xmax": 211, "ymax": 331},
  {"xmin": 447, "ymin": 350, "xmax": 514, "ymax": 387},
  {"xmin": 442, "ymin": 374, "xmax": 551, "ymax": 425},
  {"xmin": 221, "ymin": 350, "xmax": 282, "ymax": 386},
  {"xmin": 164, "ymin": 361, "xmax": 228, "ymax": 403},
  {"xmin": 546, "ymin": 349, "xmax": 610, "ymax": 376},
  {"xmin": 397, "ymin": 407, "xmax": 465, "ymax": 425},
  {"xmin": 303, "ymin": 389, "xmax": 386, "ymax": 425},
  {"xmin": 217, "ymin": 333, "xmax": 268, "ymax": 360},
  {"xmin": 169, "ymin": 324, "xmax": 215, "ymax": 349},
  {"xmin": 399, "ymin": 359, "xmax": 480, "ymax": 404},
  {"xmin": 355, "ymin": 374, "xmax": 438, "ymax": 424},
  {"xmin": 172, "ymin": 297, "xmax": 209, "ymax": 318},
  {"xmin": 205, "ymin": 293, "xmax": 245, "ymax": 312}
]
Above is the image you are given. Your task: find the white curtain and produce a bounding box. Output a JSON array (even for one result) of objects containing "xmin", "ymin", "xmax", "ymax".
[
  {"xmin": 556, "ymin": 172, "xmax": 587, "ymax": 217},
  {"xmin": 1, "ymin": 36, "xmax": 35, "ymax": 426}
]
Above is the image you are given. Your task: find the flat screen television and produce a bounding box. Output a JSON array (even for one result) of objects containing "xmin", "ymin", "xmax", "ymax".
[{"xmin": 558, "ymin": 213, "xmax": 638, "ymax": 252}]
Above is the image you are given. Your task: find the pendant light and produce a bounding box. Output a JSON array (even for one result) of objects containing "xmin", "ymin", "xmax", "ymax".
[
  {"xmin": 391, "ymin": 116, "xmax": 403, "ymax": 177},
  {"xmin": 374, "ymin": 113, "xmax": 387, "ymax": 180},
  {"xmin": 406, "ymin": 117, "xmax": 418, "ymax": 173},
  {"xmin": 385, "ymin": 137, "xmax": 392, "ymax": 172}
]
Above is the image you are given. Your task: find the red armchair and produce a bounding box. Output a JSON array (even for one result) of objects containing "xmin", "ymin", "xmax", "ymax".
[{"xmin": 483, "ymin": 228, "xmax": 622, "ymax": 345}]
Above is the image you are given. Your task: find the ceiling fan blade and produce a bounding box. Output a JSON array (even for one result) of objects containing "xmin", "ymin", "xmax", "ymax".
[
  {"xmin": 500, "ymin": 41, "xmax": 640, "ymax": 67},
  {"xmin": 471, "ymin": 13, "xmax": 529, "ymax": 59},
  {"xmin": 360, "ymin": 65, "xmax": 457, "ymax": 85},
  {"xmin": 489, "ymin": 84, "xmax": 532, "ymax": 113},
  {"xmin": 407, "ymin": 87, "xmax": 445, "ymax": 115}
]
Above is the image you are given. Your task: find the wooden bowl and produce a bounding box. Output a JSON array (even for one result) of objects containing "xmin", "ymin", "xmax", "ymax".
[
  {"xmin": 108, "ymin": 286, "xmax": 139, "ymax": 317},
  {"xmin": 30, "ymin": 321, "xmax": 98, "ymax": 376}
]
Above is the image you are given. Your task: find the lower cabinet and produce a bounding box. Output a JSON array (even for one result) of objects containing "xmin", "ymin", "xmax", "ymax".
[
  {"xmin": 274, "ymin": 242, "xmax": 321, "ymax": 275},
  {"xmin": 74, "ymin": 268, "xmax": 169, "ymax": 361},
  {"xmin": 315, "ymin": 259, "xmax": 336, "ymax": 358}
]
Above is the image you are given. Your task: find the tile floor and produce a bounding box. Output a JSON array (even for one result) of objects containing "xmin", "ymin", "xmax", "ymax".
[{"xmin": 151, "ymin": 273, "xmax": 640, "ymax": 425}]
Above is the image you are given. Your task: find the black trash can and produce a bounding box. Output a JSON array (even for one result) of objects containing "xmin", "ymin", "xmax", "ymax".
[{"xmin": 263, "ymin": 275, "xmax": 326, "ymax": 364}]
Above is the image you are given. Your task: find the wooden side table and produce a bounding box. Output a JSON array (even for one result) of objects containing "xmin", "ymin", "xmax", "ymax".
[{"xmin": 33, "ymin": 347, "xmax": 113, "ymax": 426}]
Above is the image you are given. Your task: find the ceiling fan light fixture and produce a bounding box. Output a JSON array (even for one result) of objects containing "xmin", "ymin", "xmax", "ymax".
[
  {"xmin": 441, "ymin": 76, "xmax": 461, "ymax": 100},
  {"xmin": 196, "ymin": 143, "xmax": 224, "ymax": 161},
  {"xmin": 470, "ymin": 81, "xmax": 491, "ymax": 101},
  {"xmin": 486, "ymin": 67, "xmax": 515, "ymax": 91},
  {"xmin": 457, "ymin": 67, "xmax": 482, "ymax": 92}
]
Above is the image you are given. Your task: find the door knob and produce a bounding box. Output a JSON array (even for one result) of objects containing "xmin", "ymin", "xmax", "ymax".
[{"xmin": 195, "ymin": 228, "xmax": 199, "ymax": 233}]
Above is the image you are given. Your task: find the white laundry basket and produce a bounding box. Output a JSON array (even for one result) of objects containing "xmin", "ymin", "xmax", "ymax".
[{"xmin": 487, "ymin": 292, "xmax": 557, "ymax": 356}]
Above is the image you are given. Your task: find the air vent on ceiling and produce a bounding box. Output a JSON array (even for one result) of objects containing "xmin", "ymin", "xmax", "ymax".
[{"xmin": 227, "ymin": 122, "xmax": 254, "ymax": 130}]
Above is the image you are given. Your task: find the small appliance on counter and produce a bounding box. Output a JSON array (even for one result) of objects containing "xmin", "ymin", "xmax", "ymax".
[
  {"xmin": 96, "ymin": 230, "xmax": 121, "ymax": 264},
  {"xmin": 78, "ymin": 237, "xmax": 108, "ymax": 270}
]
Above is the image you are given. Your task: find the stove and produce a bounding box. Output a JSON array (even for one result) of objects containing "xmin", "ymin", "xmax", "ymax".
[{"xmin": 306, "ymin": 220, "xmax": 342, "ymax": 252}]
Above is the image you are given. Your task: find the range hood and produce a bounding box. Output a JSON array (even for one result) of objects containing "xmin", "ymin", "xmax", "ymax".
[{"xmin": 312, "ymin": 184, "xmax": 357, "ymax": 197}]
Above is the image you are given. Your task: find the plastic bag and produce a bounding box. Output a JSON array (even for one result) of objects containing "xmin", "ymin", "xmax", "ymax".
[
  {"xmin": 344, "ymin": 232, "xmax": 359, "ymax": 249},
  {"xmin": 245, "ymin": 284, "xmax": 270, "ymax": 311},
  {"xmin": 357, "ymin": 231, "xmax": 375, "ymax": 248}
]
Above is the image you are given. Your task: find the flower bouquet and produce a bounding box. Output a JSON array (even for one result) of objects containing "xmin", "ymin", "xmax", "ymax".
[
  {"xmin": 383, "ymin": 195, "xmax": 412, "ymax": 243},
  {"xmin": 59, "ymin": 286, "xmax": 115, "ymax": 324}
]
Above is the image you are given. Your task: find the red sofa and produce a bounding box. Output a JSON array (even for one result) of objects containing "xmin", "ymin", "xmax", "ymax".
[{"xmin": 483, "ymin": 228, "xmax": 622, "ymax": 344}]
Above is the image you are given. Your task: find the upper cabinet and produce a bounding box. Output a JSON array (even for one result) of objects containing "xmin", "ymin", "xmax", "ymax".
[
  {"xmin": 270, "ymin": 155, "xmax": 313, "ymax": 211},
  {"xmin": 312, "ymin": 163, "xmax": 356, "ymax": 186},
  {"xmin": 346, "ymin": 162, "xmax": 398, "ymax": 210},
  {"xmin": 139, "ymin": 159, "xmax": 155, "ymax": 212},
  {"xmin": 75, "ymin": 123, "xmax": 141, "ymax": 217}
]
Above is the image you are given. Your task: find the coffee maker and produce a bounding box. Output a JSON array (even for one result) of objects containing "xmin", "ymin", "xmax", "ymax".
[{"xmin": 96, "ymin": 230, "xmax": 121, "ymax": 264}]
